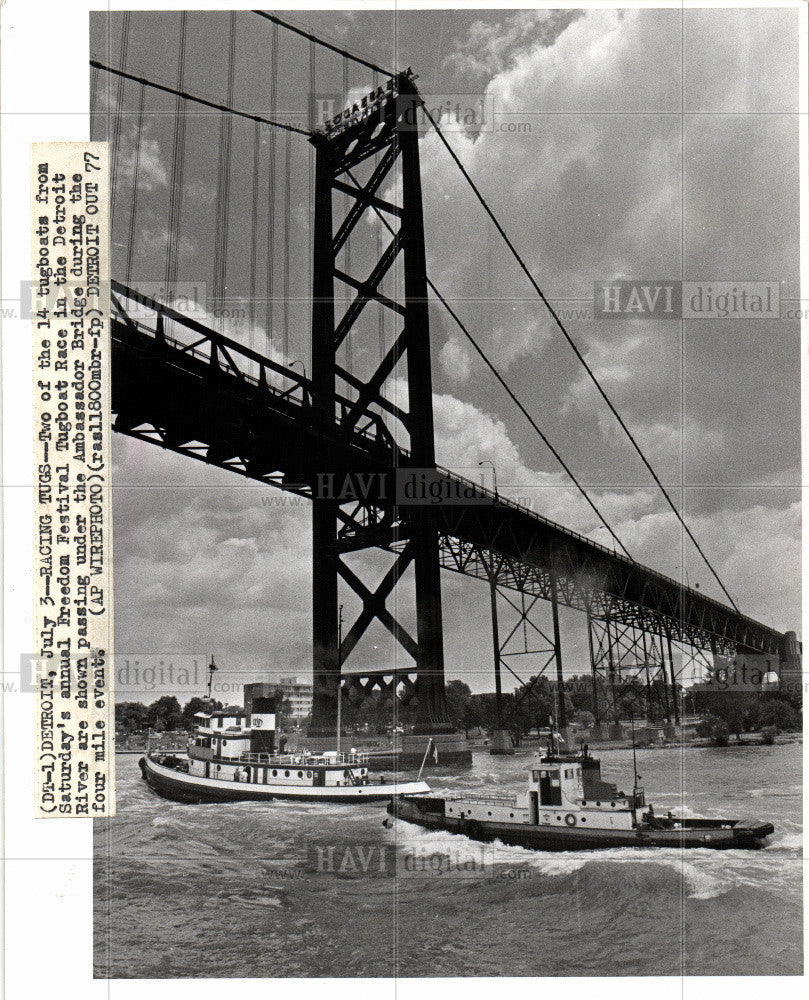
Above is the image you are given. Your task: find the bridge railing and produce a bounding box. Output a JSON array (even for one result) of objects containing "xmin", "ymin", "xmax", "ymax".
[
  {"xmin": 437, "ymin": 464, "xmax": 630, "ymax": 562},
  {"xmin": 110, "ymin": 281, "xmax": 400, "ymax": 458},
  {"xmin": 435, "ymin": 464, "xmax": 777, "ymax": 639},
  {"xmin": 109, "ymin": 283, "xmax": 781, "ymax": 652}
]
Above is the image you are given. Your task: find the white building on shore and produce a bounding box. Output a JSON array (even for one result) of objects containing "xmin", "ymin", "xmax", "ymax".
[{"xmin": 278, "ymin": 676, "xmax": 313, "ymax": 720}]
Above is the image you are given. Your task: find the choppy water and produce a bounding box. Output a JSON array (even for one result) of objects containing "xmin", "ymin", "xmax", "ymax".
[{"xmin": 95, "ymin": 743, "xmax": 802, "ymax": 978}]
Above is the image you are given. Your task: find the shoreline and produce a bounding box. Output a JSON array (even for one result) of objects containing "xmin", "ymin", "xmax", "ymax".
[{"xmin": 117, "ymin": 734, "xmax": 802, "ymax": 756}]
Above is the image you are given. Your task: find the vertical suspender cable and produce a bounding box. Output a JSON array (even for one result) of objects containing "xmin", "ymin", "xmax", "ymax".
[
  {"xmin": 249, "ymin": 118, "xmax": 260, "ymax": 352},
  {"xmin": 110, "ymin": 12, "xmax": 131, "ymax": 228},
  {"xmin": 283, "ymin": 128, "xmax": 291, "ymax": 361},
  {"xmin": 266, "ymin": 20, "xmax": 278, "ymax": 355},
  {"xmin": 165, "ymin": 10, "xmax": 188, "ymax": 301},
  {"xmin": 373, "ymin": 70, "xmax": 385, "ymax": 366},
  {"xmin": 125, "ymin": 83, "xmax": 145, "ymax": 287},
  {"xmin": 423, "ymin": 97, "xmax": 737, "ymax": 610},
  {"xmin": 213, "ymin": 11, "xmax": 237, "ymax": 330},
  {"xmin": 90, "ymin": 63, "xmax": 99, "ymax": 125}
]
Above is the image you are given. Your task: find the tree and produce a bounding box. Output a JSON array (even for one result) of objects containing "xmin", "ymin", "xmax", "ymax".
[
  {"xmin": 565, "ymin": 674, "xmax": 596, "ymax": 714},
  {"xmin": 115, "ymin": 701, "xmax": 148, "ymax": 734},
  {"xmin": 695, "ymin": 715, "xmax": 718, "ymax": 739},
  {"xmin": 146, "ymin": 695, "xmax": 182, "ymax": 732},
  {"xmin": 272, "ymin": 688, "xmax": 294, "ymax": 729},
  {"xmin": 691, "ymin": 690, "xmax": 757, "ymax": 740},
  {"xmin": 445, "ymin": 680, "xmax": 473, "ymax": 733},
  {"xmin": 462, "ymin": 698, "xmax": 482, "ymax": 736},
  {"xmin": 181, "ymin": 697, "xmax": 221, "ymax": 729},
  {"xmin": 759, "ymin": 698, "xmax": 798, "ymax": 732}
]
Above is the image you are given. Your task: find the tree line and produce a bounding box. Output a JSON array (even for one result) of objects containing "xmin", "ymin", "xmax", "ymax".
[
  {"xmin": 115, "ymin": 689, "xmax": 294, "ymax": 734},
  {"xmin": 117, "ymin": 676, "xmax": 800, "ymax": 740},
  {"xmin": 338, "ymin": 672, "xmax": 801, "ymax": 742}
]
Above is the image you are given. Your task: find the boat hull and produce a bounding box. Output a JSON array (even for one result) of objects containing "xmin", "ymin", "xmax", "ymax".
[
  {"xmin": 388, "ymin": 796, "xmax": 774, "ymax": 850},
  {"xmin": 140, "ymin": 755, "xmax": 428, "ymax": 803}
]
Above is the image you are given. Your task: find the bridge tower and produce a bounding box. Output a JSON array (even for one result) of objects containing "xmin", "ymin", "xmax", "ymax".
[{"xmin": 308, "ymin": 72, "xmax": 451, "ymax": 736}]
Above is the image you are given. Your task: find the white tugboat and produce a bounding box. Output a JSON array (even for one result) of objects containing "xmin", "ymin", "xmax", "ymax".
[
  {"xmin": 140, "ymin": 690, "xmax": 429, "ymax": 803},
  {"xmin": 389, "ymin": 744, "xmax": 774, "ymax": 850}
]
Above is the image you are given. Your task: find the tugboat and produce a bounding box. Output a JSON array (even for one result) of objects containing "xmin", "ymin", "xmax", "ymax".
[
  {"xmin": 140, "ymin": 691, "xmax": 429, "ymax": 804},
  {"xmin": 388, "ymin": 743, "xmax": 774, "ymax": 850}
]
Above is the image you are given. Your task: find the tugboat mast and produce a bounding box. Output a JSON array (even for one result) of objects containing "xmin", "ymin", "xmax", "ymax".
[
  {"xmin": 337, "ymin": 605, "xmax": 343, "ymax": 757},
  {"xmin": 207, "ymin": 654, "xmax": 217, "ymax": 704}
]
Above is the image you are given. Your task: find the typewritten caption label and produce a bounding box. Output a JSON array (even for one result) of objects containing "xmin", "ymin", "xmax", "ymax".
[{"xmin": 31, "ymin": 142, "xmax": 115, "ymax": 817}]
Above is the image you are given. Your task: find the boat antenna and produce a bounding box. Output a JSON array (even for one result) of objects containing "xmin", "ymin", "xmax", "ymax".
[
  {"xmin": 207, "ymin": 654, "xmax": 217, "ymax": 703},
  {"xmin": 550, "ymin": 695, "xmax": 558, "ymax": 758},
  {"xmin": 630, "ymin": 708, "xmax": 639, "ymax": 791}
]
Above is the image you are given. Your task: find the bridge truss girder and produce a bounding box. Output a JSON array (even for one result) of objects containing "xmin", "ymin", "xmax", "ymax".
[
  {"xmin": 586, "ymin": 615, "xmax": 676, "ymax": 727},
  {"xmin": 109, "ymin": 287, "xmax": 787, "ymax": 734},
  {"xmin": 437, "ymin": 535, "xmax": 774, "ymax": 658},
  {"xmin": 341, "ymin": 669, "xmax": 418, "ymax": 714},
  {"xmin": 474, "ymin": 552, "xmax": 565, "ymax": 730}
]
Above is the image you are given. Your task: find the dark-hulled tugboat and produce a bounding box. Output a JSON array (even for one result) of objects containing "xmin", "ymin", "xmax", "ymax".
[
  {"xmin": 388, "ymin": 744, "xmax": 774, "ymax": 850},
  {"xmin": 140, "ymin": 692, "xmax": 429, "ymax": 804}
]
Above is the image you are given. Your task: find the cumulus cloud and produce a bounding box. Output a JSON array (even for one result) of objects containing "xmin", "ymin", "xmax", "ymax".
[
  {"xmin": 438, "ymin": 337, "xmax": 472, "ymax": 383},
  {"xmin": 137, "ymin": 227, "xmax": 196, "ymax": 266},
  {"xmin": 112, "ymin": 372, "xmax": 800, "ymax": 699},
  {"xmin": 420, "ymin": 7, "xmax": 798, "ymax": 492},
  {"xmin": 116, "ymin": 134, "xmax": 168, "ymax": 192},
  {"xmin": 442, "ymin": 10, "xmax": 582, "ymax": 80},
  {"xmin": 109, "ymin": 8, "xmax": 801, "ymax": 699}
]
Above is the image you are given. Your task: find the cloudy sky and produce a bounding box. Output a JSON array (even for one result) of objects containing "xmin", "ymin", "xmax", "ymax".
[{"xmin": 91, "ymin": 7, "xmax": 801, "ymax": 702}]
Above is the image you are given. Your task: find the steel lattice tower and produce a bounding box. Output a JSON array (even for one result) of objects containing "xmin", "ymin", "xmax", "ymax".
[{"xmin": 308, "ymin": 73, "xmax": 451, "ymax": 735}]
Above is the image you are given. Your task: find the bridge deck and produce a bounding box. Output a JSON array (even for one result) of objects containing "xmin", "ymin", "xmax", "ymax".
[{"xmin": 110, "ymin": 282, "xmax": 782, "ymax": 656}]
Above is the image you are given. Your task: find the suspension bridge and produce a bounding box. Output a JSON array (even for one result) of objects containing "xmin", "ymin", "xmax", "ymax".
[{"xmin": 91, "ymin": 11, "xmax": 797, "ymax": 744}]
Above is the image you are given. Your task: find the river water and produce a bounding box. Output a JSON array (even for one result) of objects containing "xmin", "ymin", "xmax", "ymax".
[{"xmin": 95, "ymin": 743, "xmax": 802, "ymax": 978}]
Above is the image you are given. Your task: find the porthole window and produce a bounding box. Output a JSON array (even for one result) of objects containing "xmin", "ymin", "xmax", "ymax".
[
  {"xmin": 272, "ymin": 770, "xmax": 277, "ymax": 777},
  {"xmin": 610, "ymin": 802, "xmax": 615, "ymax": 807},
  {"xmin": 306, "ymin": 770, "xmax": 313, "ymax": 779},
  {"xmin": 556, "ymin": 815, "xmax": 561, "ymax": 821},
  {"xmin": 596, "ymin": 801, "xmax": 601, "ymax": 806},
  {"xmin": 297, "ymin": 771, "xmax": 303, "ymax": 778},
  {"xmin": 488, "ymin": 811, "xmax": 492, "ymax": 817},
  {"xmin": 284, "ymin": 770, "xmax": 290, "ymax": 777},
  {"xmin": 581, "ymin": 818, "xmax": 587, "ymax": 823},
  {"xmin": 510, "ymin": 813, "xmax": 514, "ymax": 818}
]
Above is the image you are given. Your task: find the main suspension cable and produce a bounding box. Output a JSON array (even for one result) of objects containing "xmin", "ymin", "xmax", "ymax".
[
  {"xmin": 418, "ymin": 93, "xmax": 738, "ymax": 611},
  {"xmin": 345, "ymin": 168, "xmax": 634, "ymax": 561},
  {"xmin": 253, "ymin": 10, "xmax": 394, "ymax": 78},
  {"xmin": 90, "ymin": 60, "xmax": 313, "ymax": 136}
]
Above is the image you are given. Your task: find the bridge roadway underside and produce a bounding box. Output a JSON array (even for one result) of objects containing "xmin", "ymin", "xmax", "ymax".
[{"xmin": 110, "ymin": 304, "xmax": 783, "ymax": 659}]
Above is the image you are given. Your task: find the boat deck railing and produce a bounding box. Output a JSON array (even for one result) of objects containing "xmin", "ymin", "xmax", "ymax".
[
  {"xmin": 229, "ymin": 751, "xmax": 370, "ymax": 766},
  {"xmin": 456, "ymin": 793, "xmax": 519, "ymax": 807}
]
